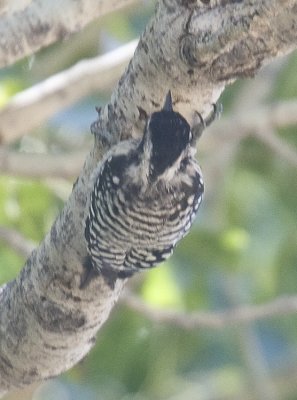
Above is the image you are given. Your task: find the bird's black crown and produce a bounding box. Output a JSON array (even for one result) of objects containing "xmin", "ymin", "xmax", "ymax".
[{"xmin": 147, "ymin": 92, "xmax": 191, "ymax": 179}]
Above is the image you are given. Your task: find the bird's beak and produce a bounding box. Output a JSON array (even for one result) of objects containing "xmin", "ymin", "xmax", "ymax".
[{"xmin": 162, "ymin": 91, "xmax": 173, "ymax": 111}]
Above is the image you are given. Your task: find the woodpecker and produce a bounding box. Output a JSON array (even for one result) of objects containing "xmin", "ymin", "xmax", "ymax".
[{"xmin": 84, "ymin": 91, "xmax": 218, "ymax": 284}]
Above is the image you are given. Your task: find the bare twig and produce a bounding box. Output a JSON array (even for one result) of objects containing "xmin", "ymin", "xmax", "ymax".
[
  {"xmin": 122, "ymin": 292, "xmax": 297, "ymax": 329},
  {"xmin": 0, "ymin": 149, "xmax": 86, "ymax": 179},
  {"xmin": 255, "ymin": 128, "xmax": 297, "ymax": 168},
  {"xmin": 0, "ymin": 40, "xmax": 138, "ymax": 144},
  {"xmin": 204, "ymin": 100, "xmax": 297, "ymax": 168},
  {"xmin": 0, "ymin": 226, "xmax": 35, "ymax": 258},
  {"xmin": 208, "ymin": 100, "xmax": 297, "ymax": 141}
]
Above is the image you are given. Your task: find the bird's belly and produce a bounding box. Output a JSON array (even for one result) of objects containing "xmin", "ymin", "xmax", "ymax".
[{"xmin": 109, "ymin": 195, "xmax": 198, "ymax": 249}]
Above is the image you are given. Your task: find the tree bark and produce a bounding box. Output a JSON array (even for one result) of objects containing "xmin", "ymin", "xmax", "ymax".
[{"xmin": 0, "ymin": 0, "xmax": 297, "ymax": 396}]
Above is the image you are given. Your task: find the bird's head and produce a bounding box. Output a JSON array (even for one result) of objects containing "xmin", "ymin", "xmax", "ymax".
[{"xmin": 141, "ymin": 91, "xmax": 192, "ymax": 181}]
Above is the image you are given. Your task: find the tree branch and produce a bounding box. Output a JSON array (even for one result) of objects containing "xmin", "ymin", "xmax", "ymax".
[
  {"xmin": 122, "ymin": 292, "xmax": 297, "ymax": 329},
  {"xmin": 0, "ymin": 0, "xmax": 139, "ymax": 67},
  {"xmin": 0, "ymin": 0, "xmax": 297, "ymax": 396},
  {"xmin": 254, "ymin": 127, "xmax": 297, "ymax": 168},
  {"xmin": 208, "ymin": 100, "xmax": 297, "ymax": 140},
  {"xmin": 0, "ymin": 149, "xmax": 86, "ymax": 179},
  {"xmin": 0, "ymin": 40, "xmax": 137, "ymax": 144},
  {"xmin": 205, "ymin": 100, "xmax": 297, "ymax": 168},
  {"xmin": 94, "ymin": 0, "xmax": 297, "ymax": 144}
]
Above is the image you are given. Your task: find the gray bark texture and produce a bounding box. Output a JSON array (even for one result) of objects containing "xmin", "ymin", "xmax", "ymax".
[{"xmin": 0, "ymin": 0, "xmax": 297, "ymax": 396}]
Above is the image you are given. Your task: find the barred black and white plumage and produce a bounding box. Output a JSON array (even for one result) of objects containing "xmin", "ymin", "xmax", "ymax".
[{"xmin": 85, "ymin": 92, "xmax": 217, "ymax": 282}]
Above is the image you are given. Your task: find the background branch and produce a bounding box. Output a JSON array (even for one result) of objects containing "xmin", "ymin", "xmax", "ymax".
[
  {"xmin": 122, "ymin": 292, "xmax": 297, "ymax": 329},
  {"xmin": 254, "ymin": 127, "xmax": 297, "ymax": 168},
  {"xmin": 0, "ymin": 149, "xmax": 86, "ymax": 179},
  {"xmin": 0, "ymin": 0, "xmax": 139, "ymax": 67},
  {"xmin": 0, "ymin": 40, "xmax": 138, "ymax": 144},
  {"xmin": 205, "ymin": 100, "xmax": 297, "ymax": 168}
]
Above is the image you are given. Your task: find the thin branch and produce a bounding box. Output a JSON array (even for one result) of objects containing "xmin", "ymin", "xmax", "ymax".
[
  {"xmin": 122, "ymin": 292, "xmax": 297, "ymax": 330},
  {"xmin": 255, "ymin": 128, "xmax": 297, "ymax": 168},
  {"xmin": 0, "ymin": 226, "xmax": 35, "ymax": 258},
  {"xmin": 0, "ymin": 0, "xmax": 139, "ymax": 67},
  {"xmin": 0, "ymin": 149, "xmax": 86, "ymax": 179},
  {"xmin": 204, "ymin": 100, "xmax": 297, "ymax": 168},
  {"xmin": 0, "ymin": 40, "xmax": 138, "ymax": 144},
  {"xmin": 208, "ymin": 100, "xmax": 297, "ymax": 140}
]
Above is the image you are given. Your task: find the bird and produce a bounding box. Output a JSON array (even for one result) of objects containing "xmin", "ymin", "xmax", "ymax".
[{"xmin": 83, "ymin": 91, "xmax": 218, "ymax": 286}]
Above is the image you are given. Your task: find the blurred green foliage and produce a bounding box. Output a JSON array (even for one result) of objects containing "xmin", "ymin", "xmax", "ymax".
[
  {"xmin": 1, "ymin": 2, "xmax": 297, "ymax": 400},
  {"xmin": 0, "ymin": 177, "xmax": 62, "ymax": 283}
]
